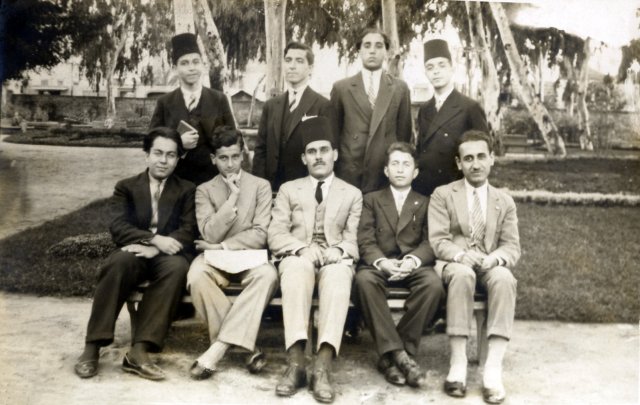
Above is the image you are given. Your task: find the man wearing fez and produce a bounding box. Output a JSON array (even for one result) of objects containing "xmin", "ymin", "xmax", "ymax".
[
  {"xmin": 150, "ymin": 33, "xmax": 235, "ymax": 186},
  {"xmin": 330, "ymin": 28, "xmax": 412, "ymax": 194},
  {"xmin": 354, "ymin": 142, "xmax": 444, "ymax": 388},
  {"xmin": 186, "ymin": 126, "xmax": 277, "ymax": 379},
  {"xmin": 74, "ymin": 127, "xmax": 197, "ymax": 380},
  {"xmin": 414, "ymin": 39, "xmax": 488, "ymax": 197},
  {"xmin": 428, "ymin": 130, "xmax": 519, "ymax": 404},
  {"xmin": 253, "ymin": 41, "xmax": 334, "ymax": 191},
  {"xmin": 268, "ymin": 116, "xmax": 362, "ymax": 403}
]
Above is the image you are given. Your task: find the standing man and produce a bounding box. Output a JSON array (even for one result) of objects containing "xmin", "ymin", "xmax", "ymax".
[
  {"xmin": 74, "ymin": 127, "xmax": 197, "ymax": 380},
  {"xmin": 150, "ymin": 33, "xmax": 235, "ymax": 186},
  {"xmin": 186, "ymin": 126, "xmax": 278, "ymax": 379},
  {"xmin": 268, "ymin": 117, "xmax": 362, "ymax": 403},
  {"xmin": 354, "ymin": 142, "xmax": 444, "ymax": 388},
  {"xmin": 414, "ymin": 39, "xmax": 488, "ymax": 197},
  {"xmin": 330, "ymin": 28, "xmax": 412, "ymax": 194},
  {"xmin": 253, "ymin": 41, "xmax": 333, "ymax": 191},
  {"xmin": 428, "ymin": 130, "xmax": 519, "ymax": 404}
]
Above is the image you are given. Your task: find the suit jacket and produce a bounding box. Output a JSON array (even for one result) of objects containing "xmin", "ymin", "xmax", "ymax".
[
  {"xmin": 252, "ymin": 86, "xmax": 333, "ymax": 190},
  {"xmin": 413, "ymin": 89, "xmax": 488, "ymax": 196},
  {"xmin": 195, "ymin": 170, "xmax": 272, "ymax": 250},
  {"xmin": 267, "ymin": 176, "xmax": 362, "ymax": 260},
  {"xmin": 109, "ymin": 171, "xmax": 198, "ymax": 259},
  {"xmin": 149, "ymin": 87, "xmax": 235, "ymax": 185},
  {"xmin": 330, "ymin": 72, "xmax": 412, "ymax": 194},
  {"xmin": 428, "ymin": 179, "xmax": 521, "ymax": 277},
  {"xmin": 358, "ymin": 188, "xmax": 435, "ymax": 268}
]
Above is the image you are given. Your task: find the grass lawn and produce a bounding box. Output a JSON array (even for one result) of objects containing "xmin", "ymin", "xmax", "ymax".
[{"xmin": 0, "ymin": 199, "xmax": 638, "ymax": 323}]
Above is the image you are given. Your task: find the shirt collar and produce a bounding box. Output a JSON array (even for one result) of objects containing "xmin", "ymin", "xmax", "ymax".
[
  {"xmin": 148, "ymin": 172, "xmax": 166, "ymax": 188},
  {"xmin": 287, "ymin": 83, "xmax": 308, "ymax": 96},
  {"xmin": 389, "ymin": 185, "xmax": 411, "ymax": 200},
  {"xmin": 220, "ymin": 170, "xmax": 242, "ymax": 185},
  {"xmin": 309, "ymin": 172, "xmax": 334, "ymax": 189},
  {"xmin": 181, "ymin": 84, "xmax": 203, "ymax": 100},
  {"xmin": 434, "ymin": 84, "xmax": 454, "ymax": 105},
  {"xmin": 464, "ymin": 178, "xmax": 488, "ymax": 198}
]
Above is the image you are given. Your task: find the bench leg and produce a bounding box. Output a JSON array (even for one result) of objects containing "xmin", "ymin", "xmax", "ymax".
[
  {"xmin": 126, "ymin": 301, "xmax": 137, "ymax": 343},
  {"xmin": 474, "ymin": 307, "xmax": 488, "ymax": 367}
]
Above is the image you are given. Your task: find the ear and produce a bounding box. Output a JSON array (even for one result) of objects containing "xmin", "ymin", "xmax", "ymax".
[
  {"xmin": 210, "ymin": 154, "xmax": 216, "ymax": 165},
  {"xmin": 455, "ymin": 156, "xmax": 462, "ymax": 171},
  {"xmin": 332, "ymin": 149, "xmax": 338, "ymax": 162},
  {"xmin": 301, "ymin": 153, "xmax": 308, "ymax": 166},
  {"xmin": 411, "ymin": 167, "xmax": 419, "ymax": 180},
  {"xmin": 383, "ymin": 166, "xmax": 389, "ymax": 179}
]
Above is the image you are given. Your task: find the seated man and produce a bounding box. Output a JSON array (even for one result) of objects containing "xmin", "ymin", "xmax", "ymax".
[
  {"xmin": 354, "ymin": 142, "xmax": 444, "ymax": 388},
  {"xmin": 74, "ymin": 127, "xmax": 197, "ymax": 380},
  {"xmin": 186, "ymin": 126, "xmax": 278, "ymax": 379},
  {"xmin": 428, "ymin": 130, "xmax": 520, "ymax": 404},
  {"xmin": 268, "ymin": 116, "xmax": 362, "ymax": 404}
]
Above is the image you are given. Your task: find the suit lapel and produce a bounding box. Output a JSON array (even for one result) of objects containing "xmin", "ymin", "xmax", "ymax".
[
  {"xmin": 298, "ymin": 179, "xmax": 317, "ymax": 240},
  {"xmin": 426, "ymin": 90, "xmax": 463, "ymax": 140},
  {"xmin": 369, "ymin": 73, "xmax": 394, "ymax": 139},
  {"xmin": 379, "ymin": 188, "xmax": 399, "ymax": 233},
  {"xmin": 484, "ymin": 185, "xmax": 501, "ymax": 252},
  {"xmin": 284, "ymin": 87, "xmax": 316, "ymax": 142},
  {"xmin": 157, "ymin": 175, "xmax": 179, "ymax": 233},
  {"xmin": 272, "ymin": 94, "xmax": 286, "ymax": 148},
  {"xmin": 419, "ymin": 99, "xmax": 437, "ymax": 147},
  {"xmin": 397, "ymin": 190, "xmax": 421, "ymax": 234},
  {"xmin": 452, "ymin": 180, "xmax": 471, "ymax": 237},
  {"xmin": 173, "ymin": 88, "xmax": 190, "ymax": 117},
  {"xmin": 235, "ymin": 173, "xmax": 254, "ymax": 225},
  {"xmin": 347, "ymin": 73, "xmax": 373, "ymax": 118},
  {"xmin": 134, "ymin": 172, "xmax": 152, "ymax": 229},
  {"xmin": 324, "ymin": 178, "xmax": 345, "ymax": 236}
]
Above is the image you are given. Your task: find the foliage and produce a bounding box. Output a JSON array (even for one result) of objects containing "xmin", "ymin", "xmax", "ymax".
[{"xmin": 617, "ymin": 38, "xmax": 640, "ymax": 82}]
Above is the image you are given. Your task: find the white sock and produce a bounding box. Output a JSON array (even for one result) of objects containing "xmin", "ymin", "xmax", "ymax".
[
  {"xmin": 483, "ymin": 337, "xmax": 508, "ymax": 389},
  {"xmin": 447, "ymin": 336, "xmax": 468, "ymax": 383},
  {"xmin": 197, "ymin": 341, "xmax": 230, "ymax": 370}
]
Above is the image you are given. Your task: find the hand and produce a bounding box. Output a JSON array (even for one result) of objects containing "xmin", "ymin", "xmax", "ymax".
[
  {"xmin": 461, "ymin": 250, "xmax": 486, "ymax": 269},
  {"xmin": 121, "ymin": 244, "xmax": 159, "ymax": 259},
  {"xmin": 181, "ymin": 130, "xmax": 199, "ymax": 150},
  {"xmin": 298, "ymin": 244, "xmax": 324, "ymax": 267},
  {"xmin": 323, "ymin": 247, "xmax": 343, "ymax": 264},
  {"xmin": 480, "ymin": 255, "xmax": 499, "ymax": 271},
  {"xmin": 150, "ymin": 235, "xmax": 183, "ymax": 255},
  {"xmin": 378, "ymin": 258, "xmax": 400, "ymax": 276},
  {"xmin": 399, "ymin": 256, "xmax": 418, "ymax": 272},
  {"xmin": 194, "ymin": 240, "xmax": 222, "ymax": 251},
  {"xmin": 226, "ymin": 173, "xmax": 241, "ymax": 195}
]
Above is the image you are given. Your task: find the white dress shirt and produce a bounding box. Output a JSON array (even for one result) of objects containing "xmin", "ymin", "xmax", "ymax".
[
  {"xmin": 433, "ymin": 84, "xmax": 454, "ymax": 111},
  {"xmin": 362, "ymin": 68, "xmax": 382, "ymax": 100},
  {"xmin": 464, "ymin": 178, "xmax": 488, "ymax": 222},
  {"xmin": 308, "ymin": 172, "xmax": 334, "ymax": 203},
  {"xmin": 287, "ymin": 84, "xmax": 308, "ymax": 111},
  {"xmin": 181, "ymin": 84, "xmax": 203, "ymax": 110}
]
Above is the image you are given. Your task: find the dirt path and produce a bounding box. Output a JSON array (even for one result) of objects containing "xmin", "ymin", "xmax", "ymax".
[{"xmin": 0, "ymin": 292, "xmax": 637, "ymax": 405}]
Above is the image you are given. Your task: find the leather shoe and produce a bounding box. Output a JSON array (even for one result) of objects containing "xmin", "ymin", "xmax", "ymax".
[
  {"xmin": 444, "ymin": 380, "xmax": 467, "ymax": 397},
  {"xmin": 275, "ymin": 363, "xmax": 306, "ymax": 397},
  {"xmin": 189, "ymin": 360, "xmax": 215, "ymax": 380},
  {"xmin": 310, "ymin": 367, "xmax": 335, "ymax": 403},
  {"xmin": 74, "ymin": 359, "xmax": 98, "ymax": 378},
  {"xmin": 122, "ymin": 353, "xmax": 165, "ymax": 381},
  {"xmin": 482, "ymin": 386, "xmax": 506, "ymax": 404},
  {"xmin": 376, "ymin": 356, "xmax": 405, "ymax": 386},
  {"xmin": 394, "ymin": 352, "xmax": 425, "ymax": 388},
  {"xmin": 246, "ymin": 348, "xmax": 267, "ymax": 374}
]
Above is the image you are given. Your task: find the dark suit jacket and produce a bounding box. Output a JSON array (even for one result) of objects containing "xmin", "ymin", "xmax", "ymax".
[
  {"xmin": 252, "ymin": 86, "xmax": 333, "ymax": 190},
  {"xmin": 109, "ymin": 171, "xmax": 198, "ymax": 259},
  {"xmin": 413, "ymin": 89, "xmax": 488, "ymax": 196},
  {"xmin": 357, "ymin": 187, "xmax": 435, "ymax": 268},
  {"xmin": 331, "ymin": 72, "xmax": 412, "ymax": 194},
  {"xmin": 149, "ymin": 87, "xmax": 235, "ymax": 185}
]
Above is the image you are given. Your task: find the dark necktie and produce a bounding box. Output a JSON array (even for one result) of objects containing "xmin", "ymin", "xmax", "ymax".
[
  {"xmin": 315, "ymin": 181, "xmax": 324, "ymax": 204},
  {"xmin": 289, "ymin": 90, "xmax": 297, "ymax": 112}
]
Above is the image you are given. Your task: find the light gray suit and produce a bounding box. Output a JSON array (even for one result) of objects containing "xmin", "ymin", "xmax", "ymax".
[
  {"xmin": 187, "ymin": 171, "xmax": 277, "ymax": 351},
  {"xmin": 268, "ymin": 176, "xmax": 362, "ymax": 354},
  {"xmin": 428, "ymin": 179, "xmax": 520, "ymax": 339}
]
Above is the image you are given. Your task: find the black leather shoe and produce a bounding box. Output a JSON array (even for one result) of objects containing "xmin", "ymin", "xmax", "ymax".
[
  {"xmin": 74, "ymin": 359, "xmax": 98, "ymax": 378},
  {"xmin": 377, "ymin": 356, "xmax": 406, "ymax": 386},
  {"xmin": 482, "ymin": 386, "xmax": 506, "ymax": 404},
  {"xmin": 189, "ymin": 360, "xmax": 215, "ymax": 380},
  {"xmin": 444, "ymin": 380, "xmax": 467, "ymax": 397},
  {"xmin": 246, "ymin": 348, "xmax": 267, "ymax": 374},
  {"xmin": 122, "ymin": 353, "xmax": 165, "ymax": 381},
  {"xmin": 275, "ymin": 363, "xmax": 307, "ymax": 397},
  {"xmin": 394, "ymin": 352, "xmax": 425, "ymax": 388},
  {"xmin": 310, "ymin": 367, "xmax": 335, "ymax": 403}
]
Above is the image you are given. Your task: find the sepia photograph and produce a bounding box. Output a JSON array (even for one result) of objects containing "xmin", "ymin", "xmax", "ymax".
[{"xmin": 0, "ymin": 0, "xmax": 638, "ymax": 404}]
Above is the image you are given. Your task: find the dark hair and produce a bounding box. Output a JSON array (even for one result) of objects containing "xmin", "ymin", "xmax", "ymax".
[
  {"xmin": 456, "ymin": 130, "xmax": 493, "ymax": 156},
  {"xmin": 284, "ymin": 41, "xmax": 314, "ymax": 65},
  {"xmin": 356, "ymin": 28, "xmax": 390, "ymax": 50},
  {"xmin": 206, "ymin": 126, "xmax": 245, "ymax": 154},
  {"xmin": 143, "ymin": 127, "xmax": 184, "ymax": 155},
  {"xmin": 385, "ymin": 141, "xmax": 417, "ymax": 165}
]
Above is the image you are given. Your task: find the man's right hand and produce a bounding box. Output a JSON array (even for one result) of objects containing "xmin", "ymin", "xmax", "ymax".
[
  {"xmin": 150, "ymin": 235, "xmax": 183, "ymax": 255},
  {"xmin": 298, "ymin": 244, "xmax": 325, "ymax": 267},
  {"xmin": 181, "ymin": 130, "xmax": 199, "ymax": 150},
  {"xmin": 460, "ymin": 250, "xmax": 487, "ymax": 269}
]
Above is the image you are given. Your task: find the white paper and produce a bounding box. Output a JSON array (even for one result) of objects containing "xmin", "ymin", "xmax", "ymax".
[{"xmin": 204, "ymin": 249, "xmax": 269, "ymax": 274}]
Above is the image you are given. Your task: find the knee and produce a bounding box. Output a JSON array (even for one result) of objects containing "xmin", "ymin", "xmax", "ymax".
[
  {"xmin": 325, "ymin": 263, "xmax": 354, "ymax": 285},
  {"xmin": 447, "ymin": 263, "xmax": 476, "ymax": 285},
  {"xmin": 487, "ymin": 266, "xmax": 517, "ymax": 289},
  {"xmin": 354, "ymin": 269, "xmax": 378, "ymax": 289},
  {"xmin": 99, "ymin": 250, "xmax": 137, "ymax": 279},
  {"xmin": 279, "ymin": 257, "xmax": 314, "ymax": 288},
  {"xmin": 253, "ymin": 264, "xmax": 279, "ymax": 286},
  {"xmin": 164, "ymin": 256, "xmax": 189, "ymax": 279}
]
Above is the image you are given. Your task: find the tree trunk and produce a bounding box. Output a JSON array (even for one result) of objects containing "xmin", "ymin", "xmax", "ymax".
[
  {"xmin": 381, "ymin": 0, "xmax": 402, "ymax": 78},
  {"xmin": 576, "ymin": 37, "xmax": 593, "ymax": 150},
  {"xmin": 192, "ymin": 0, "xmax": 228, "ymax": 92},
  {"xmin": 489, "ymin": 2, "xmax": 565, "ymax": 156},
  {"xmin": 104, "ymin": 29, "xmax": 128, "ymax": 124},
  {"xmin": 173, "ymin": 0, "xmax": 195, "ymax": 33},
  {"xmin": 264, "ymin": 0, "xmax": 287, "ymax": 98},
  {"xmin": 248, "ymin": 74, "xmax": 266, "ymax": 127}
]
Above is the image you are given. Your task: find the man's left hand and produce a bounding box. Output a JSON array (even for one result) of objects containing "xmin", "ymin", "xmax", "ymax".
[
  {"xmin": 323, "ymin": 247, "xmax": 343, "ymax": 265},
  {"xmin": 480, "ymin": 255, "xmax": 499, "ymax": 271},
  {"xmin": 122, "ymin": 244, "xmax": 160, "ymax": 259}
]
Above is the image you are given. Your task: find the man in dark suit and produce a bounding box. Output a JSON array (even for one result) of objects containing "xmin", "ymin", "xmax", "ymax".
[
  {"xmin": 330, "ymin": 28, "xmax": 412, "ymax": 194},
  {"xmin": 74, "ymin": 127, "xmax": 197, "ymax": 381},
  {"xmin": 414, "ymin": 39, "xmax": 488, "ymax": 197},
  {"xmin": 252, "ymin": 41, "xmax": 333, "ymax": 191},
  {"xmin": 354, "ymin": 142, "xmax": 444, "ymax": 388},
  {"xmin": 150, "ymin": 33, "xmax": 235, "ymax": 186}
]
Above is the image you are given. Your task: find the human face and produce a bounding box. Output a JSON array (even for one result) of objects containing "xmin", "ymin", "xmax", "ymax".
[
  {"xmin": 455, "ymin": 140, "xmax": 494, "ymax": 187},
  {"xmin": 284, "ymin": 48, "xmax": 312, "ymax": 88},
  {"xmin": 301, "ymin": 140, "xmax": 337, "ymax": 180},
  {"xmin": 146, "ymin": 136, "xmax": 179, "ymax": 180},
  {"xmin": 424, "ymin": 56, "xmax": 453, "ymax": 91},
  {"xmin": 359, "ymin": 33, "xmax": 387, "ymax": 71},
  {"xmin": 175, "ymin": 53, "xmax": 203, "ymax": 86},
  {"xmin": 211, "ymin": 142, "xmax": 243, "ymax": 178},
  {"xmin": 384, "ymin": 150, "xmax": 418, "ymax": 190}
]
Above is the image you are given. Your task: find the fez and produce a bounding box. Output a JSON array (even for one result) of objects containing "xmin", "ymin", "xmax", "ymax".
[
  {"xmin": 172, "ymin": 33, "xmax": 200, "ymax": 64},
  {"xmin": 300, "ymin": 116, "xmax": 335, "ymax": 149},
  {"xmin": 424, "ymin": 39, "xmax": 452, "ymax": 62}
]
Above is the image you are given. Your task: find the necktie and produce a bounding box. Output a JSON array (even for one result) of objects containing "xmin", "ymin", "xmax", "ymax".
[
  {"xmin": 366, "ymin": 72, "xmax": 376, "ymax": 107},
  {"xmin": 151, "ymin": 181, "xmax": 162, "ymax": 232},
  {"xmin": 395, "ymin": 193, "xmax": 405, "ymax": 215},
  {"xmin": 315, "ymin": 181, "xmax": 324, "ymax": 204},
  {"xmin": 289, "ymin": 90, "xmax": 297, "ymax": 112},
  {"xmin": 435, "ymin": 97, "xmax": 443, "ymax": 111},
  {"xmin": 471, "ymin": 189, "xmax": 485, "ymax": 249},
  {"xmin": 187, "ymin": 94, "xmax": 197, "ymax": 111}
]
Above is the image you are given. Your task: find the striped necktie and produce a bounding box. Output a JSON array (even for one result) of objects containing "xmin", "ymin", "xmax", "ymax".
[
  {"xmin": 187, "ymin": 95, "xmax": 197, "ymax": 111},
  {"xmin": 366, "ymin": 73, "xmax": 376, "ymax": 107},
  {"xmin": 471, "ymin": 189, "xmax": 486, "ymax": 250},
  {"xmin": 289, "ymin": 90, "xmax": 297, "ymax": 112}
]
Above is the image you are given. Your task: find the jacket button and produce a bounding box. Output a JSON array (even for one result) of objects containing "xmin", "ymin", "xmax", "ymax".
[{"xmin": 444, "ymin": 133, "xmax": 448, "ymax": 137}]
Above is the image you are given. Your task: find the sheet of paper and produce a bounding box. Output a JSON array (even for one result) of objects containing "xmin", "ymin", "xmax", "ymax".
[{"xmin": 204, "ymin": 249, "xmax": 269, "ymax": 274}]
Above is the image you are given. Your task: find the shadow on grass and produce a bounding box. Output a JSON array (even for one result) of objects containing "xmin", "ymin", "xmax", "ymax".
[{"xmin": 0, "ymin": 199, "xmax": 638, "ymax": 322}]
